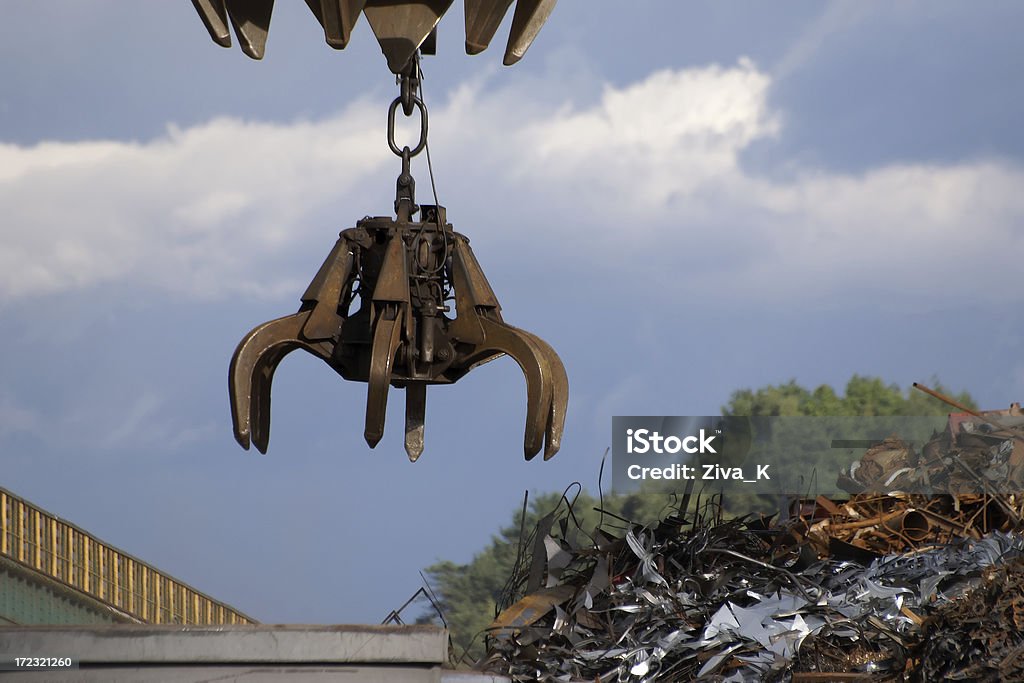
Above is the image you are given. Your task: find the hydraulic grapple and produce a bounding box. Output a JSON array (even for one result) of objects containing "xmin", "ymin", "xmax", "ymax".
[
  {"xmin": 228, "ymin": 173, "xmax": 568, "ymax": 461},
  {"xmin": 204, "ymin": 2, "xmax": 567, "ymax": 460}
]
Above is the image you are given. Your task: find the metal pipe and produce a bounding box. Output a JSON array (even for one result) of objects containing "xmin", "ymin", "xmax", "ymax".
[
  {"xmin": 914, "ymin": 382, "xmax": 1023, "ymax": 441},
  {"xmin": 899, "ymin": 510, "xmax": 931, "ymax": 543}
]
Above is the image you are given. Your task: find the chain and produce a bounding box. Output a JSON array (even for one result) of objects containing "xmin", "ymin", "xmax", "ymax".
[
  {"xmin": 389, "ymin": 58, "xmax": 426, "ymax": 221},
  {"xmin": 387, "ymin": 60, "xmax": 428, "ymax": 158},
  {"xmin": 386, "ymin": 53, "xmax": 452, "ymax": 313}
]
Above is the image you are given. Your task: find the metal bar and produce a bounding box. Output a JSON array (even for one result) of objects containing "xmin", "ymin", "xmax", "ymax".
[
  {"xmin": 77, "ymin": 530, "xmax": 84, "ymax": 588},
  {"xmin": 84, "ymin": 537, "xmax": 91, "ymax": 593},
  {"xmin": 1, "ymin": 492, "xmax": 7, "ymax": 555},
  {"xmin": 33, "ymin": 510, "xmax": 41, "ymax": 569},
  {"xmin": 914, "ymin": 381, "xmax": 1024, "ymax": 440},
  {"xmin": 155, "ymin": 575, "xmax": 162, "ymax": 624},
  {"xmin": 127, "ymin": 559, "xmax": 135, "ymax": 614},
  {"xmin": 98, "ymin": 545, "xmax": 106, "ymax": 600},
  {"xmin": 50, "ymin": 518, "xmax": 58, "ymax": 577},
  {"xmin": 112, "ymin": 552, "xmax": 120, "ymax": 607},
  {"xmin": 67, "ymin": 527, "xmax": 75, "ymax": 585},
  {"xmin": 17, "ymin": 502, "xmax": 25, "ymax": 562},
  {"xmin": 143, "ymin": 568, "xmax": 149, "ymax": 621}
]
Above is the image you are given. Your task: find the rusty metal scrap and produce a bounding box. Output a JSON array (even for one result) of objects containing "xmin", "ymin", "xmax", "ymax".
[
  {"xmin": 791, "ymin": 493, "xmax": 1023, "ymax": 558},
  {"xmin": 191, "ymin": 0, "xmax": 557, "ymax": 67},
  {"xmin": 480, "ymin": 489, "xmax": 1024, "ymax": 682},
  {"xmin": 837, "ymin": 407, "xmax": 1024, "ymax": 496}
]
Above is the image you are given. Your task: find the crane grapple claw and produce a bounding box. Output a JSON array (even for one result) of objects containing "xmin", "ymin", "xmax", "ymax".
[
  {"xmin": 228, "ymin": 60, "xmax": 565, "ymax": 461},
  {"xmin": 228, "ymin": 206, "xmax": 567, "ymax": 460},
  {"xmin": 191, "ymin": 0, "xmax": 557, "ymax": 67}
]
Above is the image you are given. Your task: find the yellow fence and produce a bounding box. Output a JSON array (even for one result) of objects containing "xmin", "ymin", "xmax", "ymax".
[{"xmin": 0, "ymin": 487, "xmax": 255, "ymax": 625}]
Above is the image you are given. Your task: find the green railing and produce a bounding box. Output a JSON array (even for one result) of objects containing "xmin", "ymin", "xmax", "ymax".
[{"xmin": 0, "ymin": 487, "xmax": 255, "ymax": 625}]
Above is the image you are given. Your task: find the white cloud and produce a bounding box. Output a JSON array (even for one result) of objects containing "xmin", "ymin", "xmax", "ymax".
[
  {"xmin": 1, "ymin": 59, "xmax": 1022, "ymax": 308},
  {"xmin": 512, "ymin": 59, "xmax": 780, "ymax": 210},
  {"xmin": 428, "ymin": 62, "xmax": 1024, "ymax": 307},
  {"xmin": 0, "ymin": 103, "xmax": 386, "ymax": 301}
]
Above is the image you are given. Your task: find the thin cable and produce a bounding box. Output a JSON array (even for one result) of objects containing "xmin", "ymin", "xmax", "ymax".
[
  {"xmin": 413, "ymin": 52, "xmax": 452, "ymax": 310},
  {"xmin": 415, "ymin": 53, "xmax": 443, "ymax": 215}
]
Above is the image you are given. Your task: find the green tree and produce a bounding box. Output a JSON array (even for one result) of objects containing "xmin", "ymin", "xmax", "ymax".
[
  {"xmin": 424, "ymin": 376, "xmax": 976, "ymax": 661},
  {"xmin": 722, "ymin": 375, "xmax": 974, "ymax": 417},
  {"xmin": 720, "ymin": 376, "xmax": 976, "ymax": 513}
]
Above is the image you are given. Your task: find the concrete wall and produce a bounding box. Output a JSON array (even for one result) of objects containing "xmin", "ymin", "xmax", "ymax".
[{"xmin": 0, "ymin": 625, "xmax": 510, "ymax": 682}]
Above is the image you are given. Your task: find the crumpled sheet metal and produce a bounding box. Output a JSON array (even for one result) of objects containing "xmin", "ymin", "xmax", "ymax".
[
  {"xmin": 838, "ymin": 411, "xmax": 1024, "ymax": 497},
  {"xmin": 481, "ymin": 499, "xmax": 1024, "ymax": 682}
]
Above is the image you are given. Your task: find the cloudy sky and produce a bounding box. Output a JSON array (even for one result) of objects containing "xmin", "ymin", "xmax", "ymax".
[{"xmin": 2, "ymin": 2, "xmax": 1023, "ymax": 623}]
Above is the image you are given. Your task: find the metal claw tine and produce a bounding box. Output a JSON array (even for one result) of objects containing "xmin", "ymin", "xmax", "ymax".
[
  {"xmin": 405, "ymin": 383, "xmax": 427, "ymax": 461},
  {"xmin": 250, "ymin": 343, "xmax": 296, "ymax": 454},
  {"xmin": 192, "ymin": 0, "xmax": 232, "ymax": 47},
  {"xmin": 448, "ymin": 233, "xmax": 562, "ymax": 459},
  {"xmin": 503, "ymin": 0, "xmax": 557, "ymax": 66},
  {"xmin": 196, "ymin": 0, "xmax": 557, "ymax": 62},
  {"xmin": 304, "ymin": 0, "xmax": 366, "ymax": 49},
  {"xmin": 475, "ymin": 318, "xmax": 554, "ymax": 460},
  {"xmin": 225, "ymin": 0, "xmax": 275, "ymax": 59},
  {"xmin": 464, "ymin": 0, "xmax": 513, "ymax": 55},
  {"xmin": 247, "ymin": 347, "xmax": 277, "ymax": 451},
  {"xmin": 516, "ymin": 328, "xmax": 567, "ymax": 460},
  {"xmin": 229, "ymin": 311, "xmax": 330, "ymax": 453},
  {"xmin": 364, "ymin": 230, "xmax": 412, "ymax": 447},
  {"xmin": 365, "ymin": 310, "xmax": 404, "ymax": 447}
]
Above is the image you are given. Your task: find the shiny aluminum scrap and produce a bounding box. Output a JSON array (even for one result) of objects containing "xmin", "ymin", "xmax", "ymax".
[
  {"xmin": 191, "ymin": 0, "xmax": 557, "ymax": 69},
  {"xmin": 481, "ymin": 499, "xmax": 1024, "ymax": 682},
  {"xmin": 228, "ymin": 73, "xmax": 567, "ymax": 461}
]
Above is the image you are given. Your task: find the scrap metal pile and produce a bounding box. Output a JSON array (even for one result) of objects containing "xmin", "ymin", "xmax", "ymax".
[
  {"xmin": 837, "ymin": 402, "xmax": 1024, "ymax": 498},
  {"xmin": 481, "ymin": 412, "xmax": 1024, "ymax": 682}
]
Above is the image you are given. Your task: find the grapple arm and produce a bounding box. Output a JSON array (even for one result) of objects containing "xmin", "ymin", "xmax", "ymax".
[
  {"xmin": 229, "ymin": 235, "xmax": 354, "ymax": 452},
  {"xmin": 228, "ymin": 211, "xmax": 567, "ymax": 460}
]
